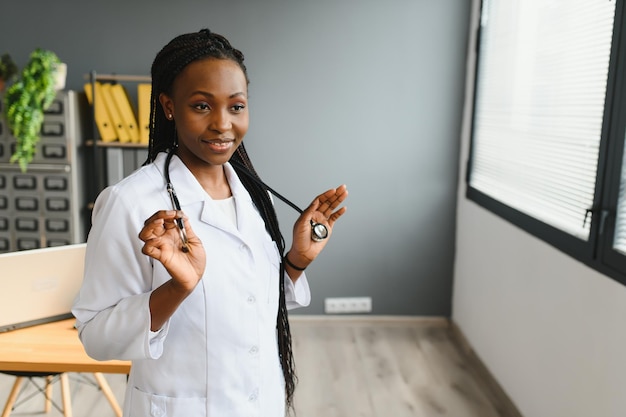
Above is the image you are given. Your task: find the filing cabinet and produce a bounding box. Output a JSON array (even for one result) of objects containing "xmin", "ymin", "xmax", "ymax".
[{"xmin": 0, "ymin": 91, "xmax": 86, "ymax": 253}]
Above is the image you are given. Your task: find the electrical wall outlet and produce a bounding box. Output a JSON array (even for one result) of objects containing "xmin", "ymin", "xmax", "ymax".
[{"xmin": 324, "ymin": 297, "xmax": 372, "ymax": 314}]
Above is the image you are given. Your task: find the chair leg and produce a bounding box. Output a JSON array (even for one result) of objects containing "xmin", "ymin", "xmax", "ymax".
[
  {"xmin": 93, "ymin": 373, "xmax": 122, "ymax": 417},
  {"xmin": 1, "ymin": 376, "xmax": 24, "ymax": 417},
  {"xmin": 44, "ymin": 375, "xmax": 53, "ymax": 413},
  {"xmin": 59, "ymin": 373, "xmax": 72, "ymax": 417}
]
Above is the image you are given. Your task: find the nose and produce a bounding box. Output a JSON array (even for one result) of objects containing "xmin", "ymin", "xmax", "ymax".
[{"xmin": 209, "ymin": 108, "xmax": 232, "ymax": 133}]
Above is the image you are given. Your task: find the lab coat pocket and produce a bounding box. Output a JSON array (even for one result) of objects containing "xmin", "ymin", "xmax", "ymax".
[
  {"xmin": 129, "ymin": 385, "xmax": 205, "ymax": 417},
  {"xmin": 263, "ymin": 241, "xmax": 280, "ymax": 304}
]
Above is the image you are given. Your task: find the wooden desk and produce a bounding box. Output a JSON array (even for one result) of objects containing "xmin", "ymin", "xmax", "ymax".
[{"xmin": 0, "ymin": 319, "xmax": 131, "ymax": 417}]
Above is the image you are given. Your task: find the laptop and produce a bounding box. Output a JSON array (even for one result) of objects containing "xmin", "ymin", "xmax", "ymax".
[{"xmin": 0, "ymin": 243, "xmax": 86, "ymax": 332}]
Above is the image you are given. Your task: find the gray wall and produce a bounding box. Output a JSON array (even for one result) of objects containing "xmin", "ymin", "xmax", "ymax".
[{"xmin": 1, "ymin": 0, "xmax": 470, "ymax": 315}]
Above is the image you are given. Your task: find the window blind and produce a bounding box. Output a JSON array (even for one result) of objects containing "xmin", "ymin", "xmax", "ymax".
[
  {"xmin": 613, "ymin": 144, "xmax": 626, "ymax": 254},
  {"xmin": 469, "ymin": 0, "xmax": 616, "ymax": 240}
]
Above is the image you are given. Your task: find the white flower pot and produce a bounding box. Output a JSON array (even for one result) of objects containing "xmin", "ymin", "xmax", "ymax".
[{"xmin": 54, "ymin": 62, "xmax": 67, "ymax": 91}]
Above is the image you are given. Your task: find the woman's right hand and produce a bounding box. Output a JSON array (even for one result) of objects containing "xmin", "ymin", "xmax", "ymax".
[{"xmin": 139, "ymin": 210, "xmax": 206, "ymax": 292}]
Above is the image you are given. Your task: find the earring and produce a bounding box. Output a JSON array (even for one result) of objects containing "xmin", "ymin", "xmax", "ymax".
[{"xmin": 168, "ymin": 114, "xmax": 173, "ymax": 120}]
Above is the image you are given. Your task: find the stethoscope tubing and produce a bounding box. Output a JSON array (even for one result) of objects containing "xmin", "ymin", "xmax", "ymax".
[{"xmin": 163, "ymin": 149, "xmax": 328, "ymax": 243}]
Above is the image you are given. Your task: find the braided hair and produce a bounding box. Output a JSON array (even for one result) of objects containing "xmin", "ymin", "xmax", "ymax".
[{"xmin": 147, "ymin": 29, "xmax": 297, "ymax": 411}]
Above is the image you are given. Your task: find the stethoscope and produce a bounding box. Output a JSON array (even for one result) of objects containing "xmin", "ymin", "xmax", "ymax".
[
  {"xmin": 164, "ymin": 150, "xmax": 191, "ymax": 252},
  {"xmin": 163, "ymin": 149, "xmax": 328, "ymax": 252}
]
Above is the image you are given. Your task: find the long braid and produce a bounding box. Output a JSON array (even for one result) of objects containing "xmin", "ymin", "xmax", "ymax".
[{"xmin": 146, "ymin": 29, "xmax": 298, "ymax": 411}]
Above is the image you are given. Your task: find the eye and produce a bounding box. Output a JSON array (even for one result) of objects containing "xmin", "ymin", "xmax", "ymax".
[
  {"xmin": 193, "ymin": 103, "xmax": 210, "ymax": 111},
  {"xmin": 232, "ymin": 104, "xmax": 246, "ymax": 113}
]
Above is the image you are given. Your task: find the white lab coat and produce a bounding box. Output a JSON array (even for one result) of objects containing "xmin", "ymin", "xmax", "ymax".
[{"xmin": 72, "ymin": 153, "xmax": 311, "ymax": 417}]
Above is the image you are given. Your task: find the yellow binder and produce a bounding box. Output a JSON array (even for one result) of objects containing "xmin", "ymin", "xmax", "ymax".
[
  {"xmin": 137, "ymin": 83, "xmax": 152, "ymax": 144},
  {"xmin": 109, "ymin": 83, "xmax": 140, "ymax": 143},
  {"xmin": 84, "ymin": 82, "xmax": 117, "ymax": 142},
  {"xmin": 100, "ymin": 83, "xmax": 131, "ymax": 143}
]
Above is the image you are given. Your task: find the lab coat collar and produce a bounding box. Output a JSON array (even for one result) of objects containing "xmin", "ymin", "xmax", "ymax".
[{"xmin": 153, "ymin": 152, "xmax": 256, "ymax": 238}]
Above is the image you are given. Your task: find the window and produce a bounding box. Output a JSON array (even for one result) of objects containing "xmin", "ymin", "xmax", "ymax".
[{"xmin": 467, "ymin": 0, "xmax": 626, "ymax": 285}]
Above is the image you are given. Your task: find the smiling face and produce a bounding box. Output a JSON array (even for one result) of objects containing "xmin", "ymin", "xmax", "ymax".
[{"xmin": 159, "ymin": 58, "xmax": 249, "ymax": 173}]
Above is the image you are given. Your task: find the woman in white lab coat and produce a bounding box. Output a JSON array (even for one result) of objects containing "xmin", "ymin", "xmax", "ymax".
[{"xmin": 72, "ymin": 29, "xmax": 347, "ymax": 417}]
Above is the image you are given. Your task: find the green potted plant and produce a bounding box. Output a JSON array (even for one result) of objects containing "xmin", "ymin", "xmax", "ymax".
[
  {"xmin": 3, "ymin": 48, "xmax": 62, "ymax": 171},
  {"xmin": 0, "ymin": 53, "xmax": 18, "ymax": 92}
]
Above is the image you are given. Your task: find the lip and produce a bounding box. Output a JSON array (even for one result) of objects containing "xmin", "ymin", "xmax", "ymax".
[{"xmin": 201, "ymin": 138, "xmax": 235, "ymax": 154}]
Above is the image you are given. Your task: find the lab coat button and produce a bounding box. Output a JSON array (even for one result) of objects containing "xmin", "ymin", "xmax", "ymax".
[
  {"xmin": 249, "ymin": 345, "xmax": 259, "ymax": 355},
  {"xmin": 247, "ymin": 296, "xmax": 256, "ymax": 304},
  {"xmin": 151, "ymin": 403, "xmax": 164, "ymax": 417},
  {"xmin": 248, "ymin": 392, "xmax": 258, "ymax": 402}
]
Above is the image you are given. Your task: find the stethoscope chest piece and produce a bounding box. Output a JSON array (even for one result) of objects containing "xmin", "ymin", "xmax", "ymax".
[{"xmin": 310, "ymin": 221, "xmax": 328, "ymax": 242}]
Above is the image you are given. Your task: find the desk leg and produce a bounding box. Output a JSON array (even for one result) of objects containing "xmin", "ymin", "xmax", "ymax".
[
  {"xmin": 60, "ymin": 373, "xmax": 72, "ymax": 417},
  {"xmin": 93, "ymin": 372, "xmax": 123, "ymax": 417},
  {"xmin": 1, "ymin": 377, "xmax": 24, "ymax": 417}
]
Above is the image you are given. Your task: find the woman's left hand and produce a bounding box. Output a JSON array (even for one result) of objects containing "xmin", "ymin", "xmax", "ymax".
[{"xmin": 286, "ymin": 184, "xmax": 348, "ymax": 272}]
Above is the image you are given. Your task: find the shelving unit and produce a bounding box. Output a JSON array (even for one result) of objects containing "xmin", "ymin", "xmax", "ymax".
[
  {"xmin": 85, "ymin": 72, "xmax": 151, "ymax": 206},
  {"xmin": 0, "ymin": 91, "xmax": 87, "ymax": 252}
]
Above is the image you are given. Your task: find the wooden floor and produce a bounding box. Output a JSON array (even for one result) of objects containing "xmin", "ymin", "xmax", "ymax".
[{"xmin": 0, "ymin": 316, "xmax": 522, "ymax": 417}]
